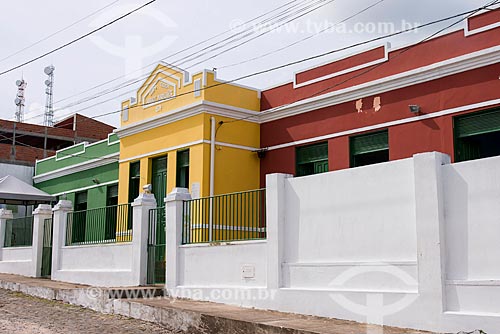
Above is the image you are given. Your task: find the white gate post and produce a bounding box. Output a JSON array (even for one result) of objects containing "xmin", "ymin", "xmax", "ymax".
[
  {"xmin": 266, "ymin": 173, "xmax": 293, "ymax": 290},
  {"xmin": 131, "ymin": 192, "xmax": 157, "ymax": 286},
  {"xmin": 51, "ymin": 200, "xmax": 73, "ymax": 279},
  {"xmin": 31, "ymin": 204, "xmax": 52, "ymax": 277},
  {"xmin": 413, "ymin": 152, "xmax": 450, "ymax": 320},
  {"xmin": 0, "ymin": 209, "xmax": 13, "ymax": 260},
  {"xmin": 165, "ymin": 188, "xmax": 191, "ymax": 290}
]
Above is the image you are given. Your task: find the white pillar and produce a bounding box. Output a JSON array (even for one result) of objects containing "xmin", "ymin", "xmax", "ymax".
[
  {"xmin": 165, "ymin": 188, "xmax": 191, "ymax": 290},
  {"xmin": 0, "ymin": 209, "xmax": 13, "ymax": 260},
  {"xmin": 31, "ymin": 204, "xmax": 52, "ymax": 277},
  {"xmin": 51, "ymin": 200, "xmax": 73, "ymax": 280},
  {"xmin": 413, "ymin": 152, "xmax": 450, "ymax": 319},
  {"xmin": 131, "ymin": 193, "xmax": 157, "ymax": 286},
  {"xmin": 265, "ymin": 173, "xmax": 293, "ymax": 290}
]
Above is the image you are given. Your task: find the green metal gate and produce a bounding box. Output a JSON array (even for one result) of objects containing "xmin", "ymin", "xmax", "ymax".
[
  {"xmin": 147, "ymin": 207, "xmax": 166, "ymax": 285},
  {"xmin": 41, "ymin": 218, "xmax": 53, "ymax": 278}
]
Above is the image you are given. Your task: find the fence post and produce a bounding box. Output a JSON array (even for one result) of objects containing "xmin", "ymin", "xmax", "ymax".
[
  {"xmin": 0, "ymin": 209, "xmax": 13, "ymax": 260},
  {"xmin": 165, "ymin": 188, "xmax": 191, "ymax": 290},
  {"xmin": 31, "ymin": 204, "xmax": 52, "ymax": 277},
  {"xmin": 131, "ymin": 192, "xmax": 157, "ymax": 286},
  {"xmin": 413, "ymin": 152, "xmax": 450, "ymax": 320},
  {"xmin": 51, "ymin": 200, "xmax": 73, "ymax": 279},
  {"xmin": 265, "ymin": 173, "xmax": 293, "ymax": 290}
]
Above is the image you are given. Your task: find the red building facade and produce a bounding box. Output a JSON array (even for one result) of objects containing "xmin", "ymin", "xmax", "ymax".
[{"xmin": 259, "ymin": 10, "xmax": 500, "ymax": 185}]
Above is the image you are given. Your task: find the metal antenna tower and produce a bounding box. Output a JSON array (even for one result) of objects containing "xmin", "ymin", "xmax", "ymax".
[
  {"xmin": 14, "ymin": 79, "xmax": 27, "ymax": 122},
  {"xmin": 43, "ymin": 65, "xmax": 55, "ymax": 127}
]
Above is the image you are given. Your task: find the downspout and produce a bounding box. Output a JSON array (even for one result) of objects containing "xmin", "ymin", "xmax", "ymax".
[
  {"xmin": 210, "ymin": 116, "xmax": 216, "ymax": 197},
  {"xmin": 209, "ymin": 116, "xmax": 216, "ymax": 241}
]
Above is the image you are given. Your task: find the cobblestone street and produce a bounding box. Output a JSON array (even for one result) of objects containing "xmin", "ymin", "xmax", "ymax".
[{"xmin": 0, "ymin": 289, "xmax": 172, "ymax": 334}]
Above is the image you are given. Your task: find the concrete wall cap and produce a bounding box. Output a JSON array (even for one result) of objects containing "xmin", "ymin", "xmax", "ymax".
[
  {"xmin": 165, "ymin": 188, "xmax": 191, "ymax": 202},
  {"xmin": 33, "ymin": 204, "xmax": 53, "ymax": 215},
  {"xmin": 52, "ymin": 200, "xmax": 73, "ymax": 212},
  {"xmin": 132, "ymin": 192, "xmax": 157, "ymax": 207}
]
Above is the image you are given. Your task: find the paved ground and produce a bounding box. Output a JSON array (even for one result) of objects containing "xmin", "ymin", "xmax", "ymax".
[{"xmin": 0, "ymin": 289, "xmax": 172, "ymax": 334}]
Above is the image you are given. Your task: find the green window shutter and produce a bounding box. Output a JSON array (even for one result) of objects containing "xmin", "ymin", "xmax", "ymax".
[
  {"xmin": 130, "ymin": 161, "xmax": 141, "ymax": 178},
  {"xmin": 177, "ymin": 150, "xmax": 190, "ymax": 168},
  {"xmin": 107, "ymin": 184, "xmax": 118, "ymax": 198},
  {"xmin": 455, "ymin": 109, "xmax": 500, "ymax": 138},
  {"xmin": 75, "ymin": 191, "xmax": 87, "ymax": 205},
  {"xmin": 351, "ymin": 131, "xmax": 388, "ymax": 155},
  {"xmin": 296, "ymin": 142, "xmax": 328, "ymax": 164},
  {"xmin": 176, "ymin": 150, "xmax": 190, "ymax": 188}
]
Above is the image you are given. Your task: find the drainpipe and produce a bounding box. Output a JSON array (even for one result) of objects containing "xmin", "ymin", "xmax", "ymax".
[
  {"xmin": 209, "ymin": 116, "xmax": 216, "ymax": 241},
  {"xmin": 210, "ymin": 116, "xmax": 216, "ymax": 197}
]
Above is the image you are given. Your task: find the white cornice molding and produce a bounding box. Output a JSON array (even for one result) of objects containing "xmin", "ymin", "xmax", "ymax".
[
  {"xmin": 119, "ymin": 139, "xmax": 259, "ymax": 164},
  {"xmin": 33, "ymin": 153, "xmax": 119, "ymax": 184},
  {"xmin": 260, "ymin": 45, "xmax": 500, "ymax": 123},
  {"xmin": 51, "ymin": 180, "xmax": 119, "ymax": 197},
  {"xmin": 266, "ymin": 98, "xmax": 500, "ymax": 152},
  {"xmin": 114, "ymin": 101, "xmax": 261, "ymax": 139}
]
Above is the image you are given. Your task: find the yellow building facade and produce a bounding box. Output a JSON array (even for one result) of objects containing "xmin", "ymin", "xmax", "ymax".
[{"xmin": 115, "ymin": 63, "xmax": 262, "ymax": 207}]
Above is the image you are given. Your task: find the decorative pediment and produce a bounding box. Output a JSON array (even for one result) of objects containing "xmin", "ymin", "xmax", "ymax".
[
  {"xmin": 136, "ymin": 63, "xmax": 189, "ymax": 107},
  {"xmin": 143, "ymin": 78, "xmax": 177, "ymax": 105}
]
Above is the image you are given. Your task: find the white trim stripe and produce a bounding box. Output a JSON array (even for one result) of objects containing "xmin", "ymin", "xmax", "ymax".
[
  {"xmin": 33, "ymin": 153, "xmax": 119, "ymax": 183},
  {"xmin": 119, "ymin": 139, "xmax": 259, "ymax": 164},
  {"xmin": 293, "ymin": 44, "xmax": 390, "ymax": 89},
  {"xmin": 52, "ymin": 180, "xmax": 118, "ymax": 197},
  {"xmin": 119, "ymin": 140, "xmax": 205, "ymax": 163},
  {"xmin": 260, "ymin": 45, "xmax": 500, "ymax": 123},
  {"xmin": 266, "ymin": 98, "xmax": 500, "ymax": 151}
]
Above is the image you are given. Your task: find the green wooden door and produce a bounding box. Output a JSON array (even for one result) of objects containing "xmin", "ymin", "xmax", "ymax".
[{"xmin": 151, "ymin": 156, "xmax": 167, "ymax": 203}]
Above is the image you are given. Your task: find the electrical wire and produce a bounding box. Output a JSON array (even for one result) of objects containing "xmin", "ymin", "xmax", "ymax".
[
  {"xmin": 22, "ymin": 0, "xmax": 324, "ymax": 119},
  {"xmin": 6, "ymin": 3, "xmax": 498, "ymax": 160},
  {"xmin": 0, "ymin": 0, "xmax": 157, "ymax": 77},
  {"xmin": 0, "ymin": 0, "xmax": 121, "ymax": 64},
  {"xmin": 218, "ymin": 0, "xmax": 385, "ymax": 70}
]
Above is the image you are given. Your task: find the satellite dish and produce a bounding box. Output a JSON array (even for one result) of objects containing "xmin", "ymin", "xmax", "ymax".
[
  {"xmin": 44, "ymin": 65, "xmax": 55, "ymax": 75},
  {"xmin": 45, "ymin": 79, "xmax": 52, "ymax": 86},
  {"xmin": 16, "ymin": 80, "xmax": 23, "ymax": 87},
  {"xmin": 14, "ymin": 98, "xmax": 21, "ymax": 106}
]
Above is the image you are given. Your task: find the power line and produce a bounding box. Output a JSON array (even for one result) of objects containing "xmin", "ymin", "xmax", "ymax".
[
  {"xmin": 9, "ymin": 4, "xmax": 498, "ymax": 154},
  {"xmin": 0, "ymin": 0, "xmax": 157, "ymax": 77},
  {"xmin": 24, "ymin": 0, "xmax": 337, "ymax": 120},
  {"xmin": 0, "ymin": 0, "xmax": 121, "ymax": 65},
  {"xmin": 218, "ymin": 0, "xmax": 385, "ymax": 70},
  {"xmin": 33, "ymin": 0, "xmax": 309, "ymax": 108},
  {"xmin": 22, "ymin": 0, "xmax": 320, "ymax": 118}
]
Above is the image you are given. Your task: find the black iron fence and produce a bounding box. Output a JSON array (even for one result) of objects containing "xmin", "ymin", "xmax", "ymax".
[
  {"xmin": 182, "ymin": 189, "xmax": 266, "ymax": 244},
  {"xmin": 66, "ymin": 204, "xmax": 132, "ymax": 246}
]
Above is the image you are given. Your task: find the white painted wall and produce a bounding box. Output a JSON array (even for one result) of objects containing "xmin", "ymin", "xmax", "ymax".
[
  {"xmin": 443, "ymin": 155, "xmax": 500, "ymax": 314},
  {"xmin": 178, "ymin": 241, "xmax": 267, "ymax": 288},
  {"xmin": 0, "ymin": 247, "xmax": 33, "ymax": 276},
  {"xmin": 283, "ymin": 158, "xmax": 417, "ymax": 290},
  {"xmin": 52, "ymin": 243, "xmax": 135, "ymax": 287},
  {"xmin": 167, "ymin": 153, "xmax": 500, "ymax": 333}
]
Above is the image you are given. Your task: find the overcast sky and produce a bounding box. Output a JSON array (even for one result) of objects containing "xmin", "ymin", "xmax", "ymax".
[{"xmin": 0, "ymin": 0, "xmax": 491, "ymax": 127}]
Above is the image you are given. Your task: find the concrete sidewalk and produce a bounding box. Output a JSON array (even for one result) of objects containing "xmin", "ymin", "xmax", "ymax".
[{"xmin": 0, "ymin": 273, "xmax": 433, "ymax": 334}]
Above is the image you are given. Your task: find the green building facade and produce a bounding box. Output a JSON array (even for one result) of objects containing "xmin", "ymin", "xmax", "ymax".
[{"xmin": 34, "ymin": 134, "xmax": 120, "ymax": 211}]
